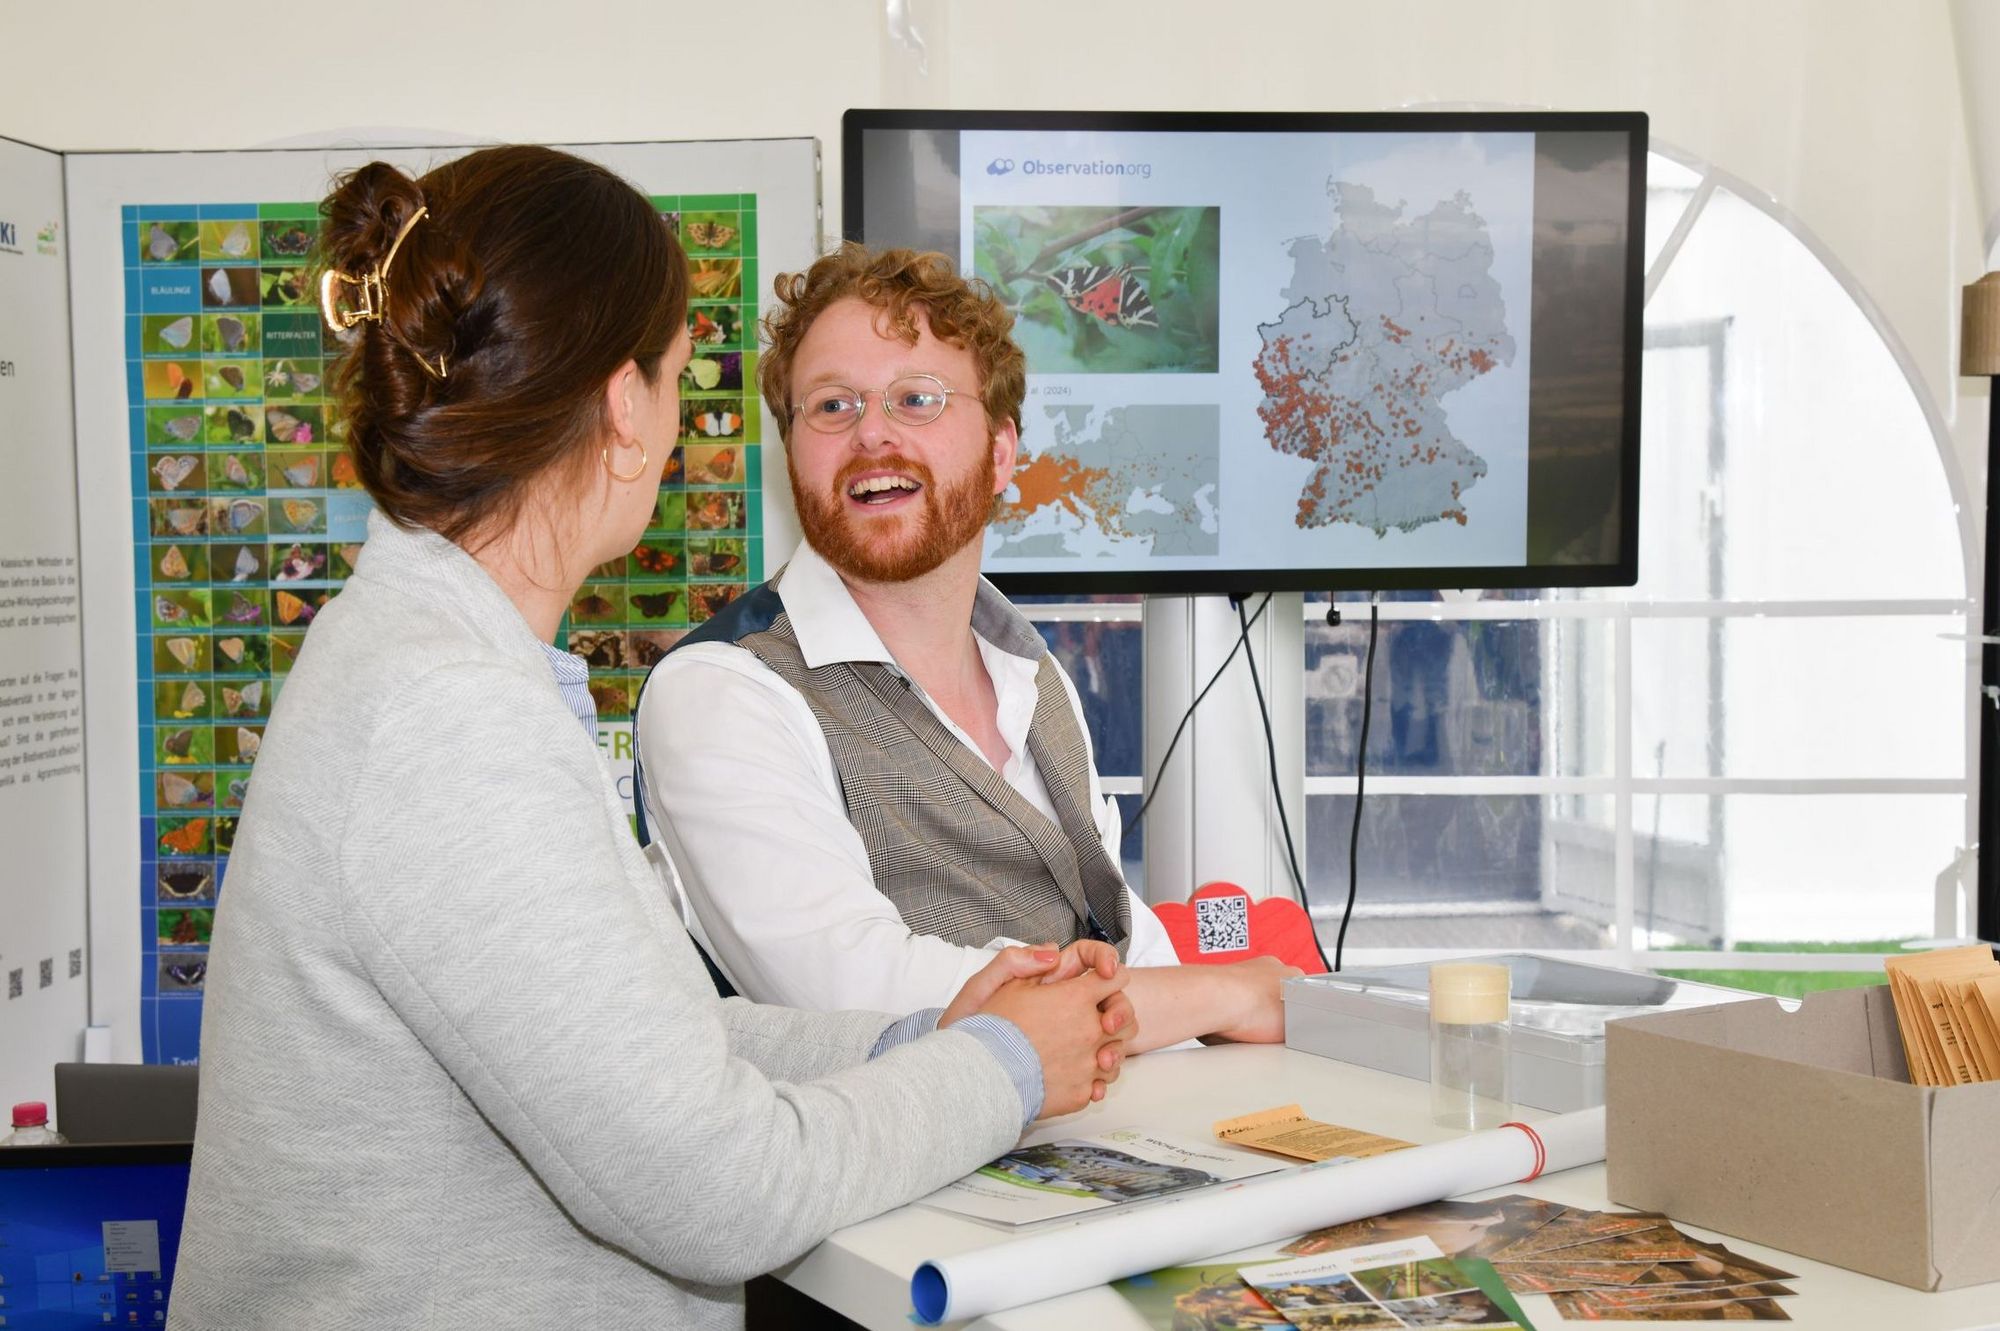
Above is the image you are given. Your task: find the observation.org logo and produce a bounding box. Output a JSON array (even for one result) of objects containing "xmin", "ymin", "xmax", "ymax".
[{"xmin": 985, "ymin": 157, "xmax": 1152, "ymax": 181}]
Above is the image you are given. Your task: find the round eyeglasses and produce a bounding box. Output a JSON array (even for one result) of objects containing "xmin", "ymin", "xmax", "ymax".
[{"xmin": 793, "ymin": 374, "xmax": 960, "ymax": 432}]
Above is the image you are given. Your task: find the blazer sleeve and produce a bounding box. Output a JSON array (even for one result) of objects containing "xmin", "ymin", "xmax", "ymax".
[{"xmin": 335, "ymin": 660, "xmax": 1022, "ymax": 1284}]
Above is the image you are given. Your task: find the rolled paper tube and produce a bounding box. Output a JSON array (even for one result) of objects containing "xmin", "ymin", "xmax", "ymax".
[{"xmin": 910, "ymin": 1106, "xmax": 1604, "ymax": 1325}]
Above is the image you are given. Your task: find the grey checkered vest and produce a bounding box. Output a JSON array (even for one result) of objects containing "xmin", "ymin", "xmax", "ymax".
[{"xmin": 664, "ymin": 570, "xmax": 1131, "ymax": 956}]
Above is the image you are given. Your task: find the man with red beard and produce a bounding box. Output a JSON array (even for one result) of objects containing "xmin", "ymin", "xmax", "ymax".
[{"xmin": 633, "ymin": 246, "xmax": 1292, "ymax": 1051}]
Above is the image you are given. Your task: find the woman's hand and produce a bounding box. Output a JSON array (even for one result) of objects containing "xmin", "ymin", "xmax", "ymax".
[
  {"xmin": 940, "ymin": 945, "xmax": 1064, "ymax": 1028},
  {"xmin": 942, "ymin": 946, "xmax": 1135, "ymax": 1115},
  {"xmin": 1052, "ymin": 939, "xmax": 1140, "ymax": 1058}
]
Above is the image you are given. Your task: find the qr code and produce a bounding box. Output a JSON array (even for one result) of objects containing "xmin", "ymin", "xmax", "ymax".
[
  {"xmin": 6, "ymin": 969, "xmax": 20, "ymax": 1000},
  {"xmin": 70, "ymin": 948, "xmax": 84, "ymax": 979},
  {"xmin": 1195, "ymin": 895, "xmax": 1250, "ymax": 954},
  {"xmin": 38, "ymin": 958, "xmax": 53, "ymax": 989}
]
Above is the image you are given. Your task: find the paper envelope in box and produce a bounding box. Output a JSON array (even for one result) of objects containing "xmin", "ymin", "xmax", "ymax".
[{"xmin": 1605, "ymin": 984, "xmax": 2000, "ymax": 1291}]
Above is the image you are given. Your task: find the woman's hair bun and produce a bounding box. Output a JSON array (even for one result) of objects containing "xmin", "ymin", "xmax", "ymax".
[
  {"xmin": 320, "ymin": 162, "xmax": 427, "ymax": 282},
  {"xmin": 317, "ymin": 146, "xmax": 686, "ymax": 546},
  {"xmin": 319, "ymin": 162, "xmax": 477, "ymax": 407}
]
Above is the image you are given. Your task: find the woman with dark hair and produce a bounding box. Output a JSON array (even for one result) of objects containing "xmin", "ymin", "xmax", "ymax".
[{"xmin": 166, "ymin": 145, "xmax": 1131, "ymax": 1329}]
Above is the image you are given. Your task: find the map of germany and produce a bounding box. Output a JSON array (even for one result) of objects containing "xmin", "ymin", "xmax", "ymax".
[
  {"xmin": 1253, "ymin": 181, "xmax": 1515, "ymax": 536},
  {"xmin": 990, "ymin": 404, "xmax": 1220, "ymax": 558}
]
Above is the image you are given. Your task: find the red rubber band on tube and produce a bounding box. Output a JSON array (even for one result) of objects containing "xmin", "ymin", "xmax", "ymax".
[{"xmin": 1500, "ymin": 1121, "xmax": 1547, "ymax": 1181}]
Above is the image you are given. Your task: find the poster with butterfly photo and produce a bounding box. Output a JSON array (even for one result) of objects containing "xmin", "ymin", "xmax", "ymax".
[
  {"xmin": 972, "ymin": 204, "xmax": 1220, "ymax": 374},
  {"xmin": 69, "ymin": 139, "xmax": 817, "ymax": 1065}
]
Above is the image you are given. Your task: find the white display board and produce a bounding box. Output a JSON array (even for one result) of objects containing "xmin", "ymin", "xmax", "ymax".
[
  {"xmin": 0, "ymin": 135, "xmax": 89, "ymax": 1107},
  {"xmin": 63, "ymin": 139, "xmax": 819, "ymax": 1063}
]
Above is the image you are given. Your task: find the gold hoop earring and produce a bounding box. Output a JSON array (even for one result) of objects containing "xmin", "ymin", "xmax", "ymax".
[{"xmin": 602, "ymin": 445, "xmax": 649, "ymax": 484}]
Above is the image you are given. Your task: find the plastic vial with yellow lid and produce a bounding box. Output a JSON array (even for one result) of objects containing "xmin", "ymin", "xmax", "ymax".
[{"xmin": 1429, "ymin": 963, "xmax": 1512, "ymax": 1130}]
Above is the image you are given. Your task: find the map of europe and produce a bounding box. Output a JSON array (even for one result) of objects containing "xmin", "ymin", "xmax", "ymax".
[
  {"xmin": 1253, "ymin": 181, "xmax": 1515, "ymax": 535},
  {"xmin": 989, "ymin": 404, "xmax": 1220, "ymax": 558}
]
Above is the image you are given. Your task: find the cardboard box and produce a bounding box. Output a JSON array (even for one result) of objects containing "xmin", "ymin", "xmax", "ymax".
[{"xmin": 1606, "ymin": 985, "xmax": 2000, "ymax": 1291}]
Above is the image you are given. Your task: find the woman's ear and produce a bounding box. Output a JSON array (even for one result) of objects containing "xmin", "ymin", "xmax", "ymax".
[{"xmin": 603, "ymin": 359, "xmax": 643, "ymax": 441}]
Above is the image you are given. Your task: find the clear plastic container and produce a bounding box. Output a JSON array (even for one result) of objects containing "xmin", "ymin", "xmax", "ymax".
[
  {"xmin": 1429, "ymin": 964, "xmax": 1511, "ymax": 1131},
  {"xmin": 2, "ymin": 1100, "xmax": 67, "ymax": 1146},
  {"xmin": 1285, "ymin": 953, "xmax": 1771, "ymax": 1112}
]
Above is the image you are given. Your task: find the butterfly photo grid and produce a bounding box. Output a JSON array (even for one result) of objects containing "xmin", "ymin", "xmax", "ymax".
[{"xmin": 125, "ymin": 194, "xmax": 763, "ymax": 1064}]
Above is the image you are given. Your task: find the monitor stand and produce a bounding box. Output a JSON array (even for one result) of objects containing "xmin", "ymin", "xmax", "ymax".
[{"xmin": 1139, "ymin": 591, "xmax": 1306, "ymax": 912}]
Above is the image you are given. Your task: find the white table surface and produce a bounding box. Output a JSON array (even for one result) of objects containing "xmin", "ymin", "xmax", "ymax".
[{"xmin": 776, "ymin": 1043, "xmax": 2000, "ymax": 1330}]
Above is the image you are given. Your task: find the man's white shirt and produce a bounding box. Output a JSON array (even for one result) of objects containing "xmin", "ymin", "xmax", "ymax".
[{"xmin": 634, "ymin": 541, "xmax": 1179, "ymax": 1014}]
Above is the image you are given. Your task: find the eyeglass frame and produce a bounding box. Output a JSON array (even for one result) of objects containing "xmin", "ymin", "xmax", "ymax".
[{"xmin": 789, "ymin": 373, "xmax": 964, "ymax": 433}]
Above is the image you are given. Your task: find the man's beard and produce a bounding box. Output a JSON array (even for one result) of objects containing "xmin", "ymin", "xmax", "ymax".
[{"xmin": 791, "ymin": 449, "xmax": 993, "ymax": 584}]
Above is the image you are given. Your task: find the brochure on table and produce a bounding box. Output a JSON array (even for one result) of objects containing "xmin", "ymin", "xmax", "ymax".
[{"xmin": 919, "ymin": 1128, "xmax": 1286, "ymax": 1228}]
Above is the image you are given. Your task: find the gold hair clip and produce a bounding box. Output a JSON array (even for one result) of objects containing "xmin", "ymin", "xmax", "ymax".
[
  {"xmin": 318, "ymin": 205, "xmax": 428, "ymax": 332},
  {"xmin": 319, "ymin": 206, "xmax": 448, "ymax": 380}
]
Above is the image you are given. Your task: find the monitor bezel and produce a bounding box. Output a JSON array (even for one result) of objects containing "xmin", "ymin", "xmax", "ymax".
[
  {"xmin": 0, "ymin": 1140, "xmax": 194, "ymax": 1168},
  {"xmin": 839, "ymin": 107, "xmax": 1647, "ymax": 596}
]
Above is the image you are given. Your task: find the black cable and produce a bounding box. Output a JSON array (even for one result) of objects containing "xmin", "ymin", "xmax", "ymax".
[
  {"xmin": 1333, "ymin": 600, "xmax": 1381, "ymax": 972},
  {"xmin": 1122, "ymin": 594, "xmax": 1271, "ymax": 838},
  {"xmin": 1235, "ymin": 596, "xmax": 1332, "ymax": 973}
]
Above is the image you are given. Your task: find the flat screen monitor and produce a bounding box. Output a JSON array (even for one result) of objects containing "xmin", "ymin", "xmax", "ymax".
[
  {"xmin": 843, "ymin": 110, "xmax": 1646, "ymax": 595},
  {"xmin": 0, "ymin": 1143, "xmax": 192, "ymax": 1327}
]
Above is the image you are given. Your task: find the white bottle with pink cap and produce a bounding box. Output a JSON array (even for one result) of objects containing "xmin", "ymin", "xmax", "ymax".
[{"xmin": 1, "ymin": 1101, "xmax": 67, "ymax": 1146}]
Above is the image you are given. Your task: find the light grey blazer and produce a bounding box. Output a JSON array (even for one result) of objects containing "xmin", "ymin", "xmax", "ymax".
[{"xmin": 167, "ymin": 512, "xmax": 1022, "ymax": 1330}]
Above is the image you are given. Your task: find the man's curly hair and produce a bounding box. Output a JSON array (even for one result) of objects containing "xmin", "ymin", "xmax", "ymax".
[{"xmin": 759, "ymin": 244, "xmax": 1025, "ymax": 444}]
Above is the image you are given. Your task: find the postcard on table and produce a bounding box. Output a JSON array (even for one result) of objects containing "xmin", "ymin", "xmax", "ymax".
[
  {"xmin": 1490, "ymin": 1206, "xmax": 1673, "ymax": 1259},
  {"xmin": 1111, "ymin": 1263, "xmax": 1290, "ymax": 1329},
  {"xmin": 916, "ymin": 1128, "xmax": 1286, "ymax": 1227},
  {"xmin": 1284, "ymin": 1194, "xmax": 1566, "ymax": 1261},
  {"xmin": 1242, "ymin": 1237, "xmax": 1533, "ymax": 1329},
  {"xmin": 1548, "ymin": 1288, "xmax": 1793, "ymax": 1321}
]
